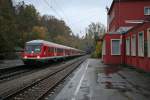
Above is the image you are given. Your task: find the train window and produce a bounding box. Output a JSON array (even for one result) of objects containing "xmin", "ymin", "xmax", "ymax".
[
  {"xmin": 57, "ymin": 48, "xmax": 63, "ymax": 53},
  {"xmin": 49, "ymin": 47, "xmax": 54, "ymax": 53},
  {"xmin": 57, "ymin": 48, "xmax": 59, "ymax": 53},
  {"xmin": 34, "ymin": 47, "xmax": 41, "ymax": 53},
  {"xmin": 25, "ymin": 45, "xmax": 41, "ymax": 53}
]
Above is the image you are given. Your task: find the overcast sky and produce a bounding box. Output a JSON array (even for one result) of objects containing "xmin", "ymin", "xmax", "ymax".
[{"xmin": 14, "ymin": 0, "xmax": 113, "ymax": 36}]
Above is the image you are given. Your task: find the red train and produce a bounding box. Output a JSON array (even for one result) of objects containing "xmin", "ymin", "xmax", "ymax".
[{"xmin": 22, "ymin": 40, "xmax": 84, "ymax": 64}]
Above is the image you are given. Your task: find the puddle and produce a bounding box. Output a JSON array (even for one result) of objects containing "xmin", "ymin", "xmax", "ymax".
[
  {"xmin": 102, "ymin": 76, "xmax": 112, "ymax": 78},
  {"xmin": 88, "ymin": 65, "xmax": 92, "ymax": 68},
  {"xmin": 79, "ymin": 86, "xmax": 90, "ymax": 100},
  {"xmin": 104, "ymin": 81, "xmax": 112, "ymax": 89},
  {"xmin": 101, "ymin": 81, "xmax": 132, "ymax": 93},
  {"xmin": 68, "ymin": 82, "xmax": 73, "ymax": 89},
  {"xmin": 82, "ymin": 94, "xmax": 90, "ymax": 100},
  {"xmin": 96, "ymin": 65, "xmax": 121, "ymax": 75},
  {"xmin": 95, "ymin": 67, "xmax": 104, "ymax": 74},
  {"xmin": 104, "ymin": 65, "xmax": 121, "ymax": 76},
  {"xmin": 96, "ymin": 65, "xmax": 121, "ymax": 84},
  {"xmin": 80, "ymin": 86, "xmax": 90, "ymax": 94}
]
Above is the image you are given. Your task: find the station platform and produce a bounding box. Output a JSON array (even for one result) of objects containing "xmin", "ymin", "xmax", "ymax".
[
  {"xmin": 52, "ymin": 59, "xmax": 150, "ymax": 100},
  {"xmin": 0, "ymin": 59, "xmax": 24, "ymax": 70}
]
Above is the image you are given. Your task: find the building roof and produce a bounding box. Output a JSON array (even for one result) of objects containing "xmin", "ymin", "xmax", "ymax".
[
  {"xmin": 125, "ymin": 17, "xmax": 150, "ymax": 33},
  {"xmin": 108, "ymin": 0, "xmax": 150, "ymax": 15}
]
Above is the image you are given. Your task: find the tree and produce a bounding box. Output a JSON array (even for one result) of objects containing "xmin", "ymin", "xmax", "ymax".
[
  {"xmin": 85, "ymin": 22, "xmax": 106, "ymax": 57},
  {"xmin": 40, "ymin": 15, "xmax": 72, "ymax": 39},
  {"xmin": 0, "ymin": 0, "xmax": 17, "ymax": 52},
  {"xmin": 16, "ymin": 2, "xmax": 40, "ymax": 47},
  {"xmin": 30, "ymin": 26, "xmax": 48, "ymax": 40},
  {"xmin": 87, "ymin": 22, "xmax": 106, "ymax": 42},
  {"xmin": 0, "ymin": 0, "xmax": 86, "ymax": 56}
]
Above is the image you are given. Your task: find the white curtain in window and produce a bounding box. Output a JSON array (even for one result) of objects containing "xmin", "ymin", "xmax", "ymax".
[
  {"xmin": 102, "ymin": 40, "xmax": 106, "ymax": 55},
  {"xmin": 131, "ymin": 35, "xmax": 136, "ymax": 56},
  {"xmin": 138, "ymin": 32, "xmax": 144, "ymax": 57},
  {"xmin": 126, "ymin": 38, "xmax": 130, "ymax": 56}
]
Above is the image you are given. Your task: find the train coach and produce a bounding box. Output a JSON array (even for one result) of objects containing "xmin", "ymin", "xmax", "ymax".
[{"xmin": 22, "ymin": 40, "xmax": 84, "ymax": 64}]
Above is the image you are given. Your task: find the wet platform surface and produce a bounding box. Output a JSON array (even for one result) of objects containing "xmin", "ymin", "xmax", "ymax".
[{"xmin": 52, "ymin": 59, "xmax": 150, "ymax": 100}]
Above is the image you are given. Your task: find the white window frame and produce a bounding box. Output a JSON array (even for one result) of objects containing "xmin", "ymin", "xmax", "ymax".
[
  {"xmin": 111, "ymin": 39, "xmax": 121, "ymax": 55},
  {"xmin": 138, "ymin": 31, "xmax": 144, "ymax": 57},
  {"xmin": 131, "ymin": 34, "xmax": 136, "ymax": 56},
  {"xmin": 126, "ymin": 37, "xmax": 130, "ymax": 56},
  {"xmin": 147, "ymin": 28, "xmax": 150, "ymax": 57},
  {"xmin": 144, "ymin": 7, "xmax": 150, "ymax": 15}
]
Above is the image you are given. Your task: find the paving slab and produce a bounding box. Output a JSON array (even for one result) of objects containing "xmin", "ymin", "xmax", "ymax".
[{"xmin": 53, "ymin": 58, "xmax": 150, "ymax": 100}]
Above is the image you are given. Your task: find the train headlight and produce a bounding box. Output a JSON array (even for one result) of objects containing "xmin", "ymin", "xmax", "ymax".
[
  {"xmin": 37, "ymin": 56, "xmax": 40, "ymax": 59},
  {"xmin": 24, "ymin": 56, "xmax": 27, "ymax": 59}
]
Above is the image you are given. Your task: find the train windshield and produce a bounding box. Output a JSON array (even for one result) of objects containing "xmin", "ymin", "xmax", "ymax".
[{"xmin": 25, "ymin": 45, "xmax": 41, "ymax": 53}]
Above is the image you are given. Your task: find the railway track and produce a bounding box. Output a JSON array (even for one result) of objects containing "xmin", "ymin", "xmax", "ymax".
[
  {"xmin": 0, "ymin": 56, "xmax": 87, "ymax": 100},
  {"xmin": 0, "ymin": 59, "xmax": 69, "ymax": 83},
  {"xmin": 0, "ymin": 65, "xmax": 30, "ymax": 82},
  {"xmin": 0, "ymin": 65, "xmax": 46, "ymax": 83}
]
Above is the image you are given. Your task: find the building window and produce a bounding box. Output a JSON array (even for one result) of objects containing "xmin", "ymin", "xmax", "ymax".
[
  {"xmin": 138, "ymin": 32, "xmax": 144, "ymax": 57},
  {"xmin": 102, "ymin": 40, "xmax": 106, "ymax": 55},
  {"xmin": 131, "ymin": 35, "xmax": 136, "ymax": 56},
  {"xmin": 126, "ymin": 37, "xmax": 130, "ymax": 56},
  {"xmin": 148, "ymin": 29, "xmax": 150, "ymax": 57},
  {"xmin": 111, "ymin": 39, "xmax": 121, "ymax": 55},
  {"xmin": 144, "ymin": 7, "xmax": 150, "ymax": 15}
]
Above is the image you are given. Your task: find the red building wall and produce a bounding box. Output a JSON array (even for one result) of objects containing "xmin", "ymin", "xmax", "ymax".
[
  {"xmin": 103, "ymin": 34, "xmax": 126, "ymax": 65},
  {"xmin": 108, "ymin": 0, "xmax": 150, "ymax": 32},
  {"xmin": 103, "ymin": 23, "xmax": 150, "ymax": 71},
  {"xmin": 103, "ymin": 0, "xmax": 150, "ymax": 71},
  {"xmin": 125, "ymin": 23, "xmax": 150, "ymax": 72}
]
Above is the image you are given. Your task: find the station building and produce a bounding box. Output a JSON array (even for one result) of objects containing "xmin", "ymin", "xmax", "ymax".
[{"xmin": 102, "ymin": 0, "xmax": 150, "ymax": 71}]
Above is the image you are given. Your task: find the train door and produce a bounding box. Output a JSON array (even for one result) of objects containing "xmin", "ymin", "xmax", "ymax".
[
  {"xmin": 42, "ymin": 46, "xmax": 47, "ymax": 57},
  {"xmin": 54, "ymin": 48, "xmax": 57, "ymax": 56},
  {"xmin": 45, "ymin": 47, "xmax": 49, "ymax": 57}
]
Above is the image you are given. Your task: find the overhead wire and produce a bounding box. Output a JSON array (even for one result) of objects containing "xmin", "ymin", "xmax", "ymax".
[
  {"xmin": 52, "ymin": 0, "xmax": 79, "ymax": 35},
  {"xmin": 71, "ymin": 12, "xmax": 101, "ymax": 25},
  {"xmin": 53, "ymin": 0, "xmax": 70, "ymax": 23},
  {"xmin": 43, "ymin": 0, "xmax": 77, "ymax": 34},
  {"xmin": 28, "ymin": 0, "xmax": 102, "ymax": 35},
  {"xmin": 43, "ymin": 0, "xmax": 63, "ymax": 19}
]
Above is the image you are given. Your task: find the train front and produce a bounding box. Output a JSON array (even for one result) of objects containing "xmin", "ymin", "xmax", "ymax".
[{"xmin": 22, "ymin": 42, "xmax": 43, "ymax": 64}]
